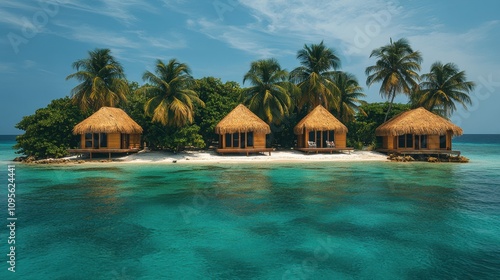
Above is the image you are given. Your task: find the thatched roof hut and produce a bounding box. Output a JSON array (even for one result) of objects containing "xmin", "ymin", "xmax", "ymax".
[
  {"xmin": 73, "ymin": 107, "xmax": 143, "ymax": 135},
  {"xmin": 376, "ymin": 107, "xmax": 463, "ymax": 136},
  {"xmin": 215, "ymin": 104, "xmax": 270, "ymax": 135},
  {"xmin": 294, "ymin": 105, "xmax": 347, "ymax": 135}
]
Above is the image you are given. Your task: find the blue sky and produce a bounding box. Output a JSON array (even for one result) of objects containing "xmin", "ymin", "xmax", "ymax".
[{"xmin": 1, "ymin": 0, "xmax": 499, "ymax": 134}]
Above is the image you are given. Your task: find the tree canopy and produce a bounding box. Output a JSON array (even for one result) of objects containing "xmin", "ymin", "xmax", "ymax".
[
  {"xmin": 14, "ymin": 97, "xmax": 85, "ymax": 158},
  {"xmin": 366, "ymin": 38, "xmax": 422, "ymax": 121},
  {"xmin": 241, "ymin": 58, "xmax": 293, "ymax": 125},
  {"xmin": 412, "ymin": 62, "xmax": 475, "ymax": 117},
  {"xmin": 66, "ymin": 48, "xmax": 129, "ymax": 112}
]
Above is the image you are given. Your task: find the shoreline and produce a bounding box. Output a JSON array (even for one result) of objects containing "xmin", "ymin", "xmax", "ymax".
[
  {"xmin": 14, "ymin": 149, "xmax": 389, "ymax": 165},
  {"xmin": 113, "ymin": 150, "xmax": 389, "ymax": 164}
]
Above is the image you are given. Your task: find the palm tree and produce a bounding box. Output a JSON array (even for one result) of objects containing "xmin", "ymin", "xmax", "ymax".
[
  {"xmin": 332, "ymin": 71, "xmax": 367, "ymax": 123},
  {"xmin": 66, "ymin": 48, "xmax": 128, "ymax": 112},
  {"xmin": 241, "ymin": 58, "xmax": 293, "ymax": 125},
  {"xmin": 290, "ymin": 41, "xmax": 341, "ymax": 112},
  {"xmin": 412, "ymin": 62, "xmax": 474, "ymax": 117},
  {"xmin": 137, "ymin": 59, "xmax": 204, "ymax": 127},
  {"xmin": 365, "ymin": 38, "xmax": 422, "ymax": 122}
]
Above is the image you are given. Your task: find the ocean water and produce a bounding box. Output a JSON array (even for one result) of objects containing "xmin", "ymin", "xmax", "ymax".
[{"xmin": 0, "ymin": 135, "xmax": 499, "ymax": 279}]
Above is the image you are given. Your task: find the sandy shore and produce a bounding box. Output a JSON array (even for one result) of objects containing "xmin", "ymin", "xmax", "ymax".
[{"xmin": 114, "ymin": 149, "xmax": 388, "ymax": 164}]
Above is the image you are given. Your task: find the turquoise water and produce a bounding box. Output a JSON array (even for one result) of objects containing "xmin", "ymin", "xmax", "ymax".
[{"xmin": 0, "ymin": 135, "xmax": 499, "ymax": 279}]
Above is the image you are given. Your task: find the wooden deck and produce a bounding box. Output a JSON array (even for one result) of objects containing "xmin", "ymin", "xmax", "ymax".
[
  {"xmin": 216, "ymin": 148, "xmax": 273, "ymax": 156},
  {"xmin": 295, "ymin": 147, "xmax": 354, "ymax": 154},
  {"xmin": 68, "ymin": 148, "xmax": 140, "ymax": 159},
  {"xmin": 377, "ymin": 149, "xmax": 461, "ymax": 156}
]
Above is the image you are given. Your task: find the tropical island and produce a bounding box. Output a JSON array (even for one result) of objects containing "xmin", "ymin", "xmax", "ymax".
[{"xmin": 13, "ymin": 38, "xmax": 474, "ymax": 163}]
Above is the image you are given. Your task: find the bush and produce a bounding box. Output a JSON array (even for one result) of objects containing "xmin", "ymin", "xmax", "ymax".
[{"xmin": 14, "ymin": 97, "xmax": 85, "ymax": 159}]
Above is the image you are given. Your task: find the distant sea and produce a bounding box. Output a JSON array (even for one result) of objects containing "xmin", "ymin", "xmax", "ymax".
[{"xmin": 0, "ymin": 135, "xmax": 499, "ymax": 279}]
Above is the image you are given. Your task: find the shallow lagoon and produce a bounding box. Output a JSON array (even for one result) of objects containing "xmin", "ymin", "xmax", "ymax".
[{"xmin": 0, "ymin": 136, "xmax": 499, "ymax": 279}]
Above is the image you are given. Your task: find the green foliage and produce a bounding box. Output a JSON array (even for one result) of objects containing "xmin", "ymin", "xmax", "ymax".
[
  {"xmin": 194, "ymin": 77, "xmax": 241, "ymax": 147},
  {"xmin": 347, "ymin": 102, "xmax": 410, "ymax": 146},
  {"xmin": 290, "ymin": 41, "xmax": 341, "ymax": 112},
  {"xmin": 121, "ymin": 80, "xmax": 206, "ymax": 151},
  {"xmin": 164, "ymin": 125, "xmax": 206, "ymax": 151},
  {"xmin": 269, "ymin": 113, "xmax": 300, "ymax": 148},
  {"xmin": 331, "ymin": 71, "xmax": 367, "ymax": 123},
  {"xmin": 66, "ymin": 48, "xmax": 128, "ymax": 112},
  {"xmin": 241, "ymin": 58, "xmax": 293, "ymax": 125},
  {"xmin": 14, "ymin": 97, "xmax": 85, "ymax": 159},
  {"xmin": 366, "ymin": 38, "xmax": 422, "ymax": 121},
  {"xmin": 412, "ymin": 61, "xmax": 475, "ymax": 117},
  {"xmin": 138, "ymin": 59, "xmax": 204, "ymax": 127},
  {"xmin": 141, "ymin": 123, "xmax": 205, "ymax": 151}
]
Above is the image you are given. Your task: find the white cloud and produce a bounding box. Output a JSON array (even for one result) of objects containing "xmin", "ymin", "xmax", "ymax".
[
  {"xmin": 56, "ymin": 0, "xmax": 156, "ymax": 25},
  {"xmin": 0, "ymin": 8, "xmax": 37, "ymax": 30},
  {"xmin": 186, "ymin": 0, "xmax": 410, "ymax": 59}
]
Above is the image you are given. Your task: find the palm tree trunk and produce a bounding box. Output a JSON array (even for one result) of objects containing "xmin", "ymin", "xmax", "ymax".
[{"xmin": 384, "ymin": 89, "xmax": 396, "ymax": 122}]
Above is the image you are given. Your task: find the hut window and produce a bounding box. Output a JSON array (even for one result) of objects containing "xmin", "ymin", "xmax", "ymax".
[
  {"xmin": 439, "ymin": 135, "xmax": 446, "ymax": 149},
  {"xmin": 406, "ymin": 134, "xmax": 413, "ymax": 148},
  {"xmin": 316, "ymin": 131, "xmax": 321, "ymax": 146},
  {"xmin": 85, "ymin": 133, "xmax": 93, "ymax": 148},
  {"xmin": 232, "ymin": 133, "xmax": 239, "ymax": 148},
  {"xmin": 100, "ymin": 133, "xmax": 107, "ymax": 148},
  {"xmin": 225, "ymin": 134, "xmax": 232, "ymax": 148},
  {"xmin": 398, "ymin": 134, "xmax": 413, "ymax": 148},
  {"xmin": 398, "ymin": 135, "xmax": 405, "ymax": 148},
  {"xmin": 420, "ymin": 135, "xmax": 428, "ymax": 149},
  {"xmin": 247, "ymin": 132, "xmax": 254, "ymax": 147}
]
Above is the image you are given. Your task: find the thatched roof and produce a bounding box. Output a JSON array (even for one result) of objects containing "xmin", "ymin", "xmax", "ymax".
[
  {"xmin": 73, "ymin": 107, "xmax": 143, "ymax": 134},
  {"xmin": 215, "ymin": 104, "xmax": 271, "ymax": 134},
  {"xmin": 294, "ymin": 105, "xmax": 348, "ymax": 135},
  {"xmin": 375, "ymin": 107, "xmax": 463, "ymax": 136}
]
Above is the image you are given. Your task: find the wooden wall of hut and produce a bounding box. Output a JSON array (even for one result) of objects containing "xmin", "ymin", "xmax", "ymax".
[
  {"xmin": 219, "ymin": 132, "xmax": 266, "ymax": 149},
  {"xmin": 79, "ymin": 133, "xmax": 141, "ymax": 149},
  {"xmin": 108, "ymin": 133, "xmax": 121, "ymax": 149},
  {"xmin": 334, "ymin": 132, "xmax": 347, "ymax": 148},
  {"xmin": 380, "ymin": 131, "xmax": 453, "ymax": 151}
]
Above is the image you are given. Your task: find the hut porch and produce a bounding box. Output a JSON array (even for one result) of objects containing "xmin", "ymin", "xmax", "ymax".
[
  {"xmin": 215, "ymin": 148, "xmax": 273, "ymax": 156},
  {"xmin": 295, "ymin": 147, "xmax": 354, "ymax": 154},
  {"xmin": 67, "ymin": 148, "xmax": 141, "ymax": 159},
  {"xmin": 377, "ymin": 149, "xmax": 461, "ymax": 156}
]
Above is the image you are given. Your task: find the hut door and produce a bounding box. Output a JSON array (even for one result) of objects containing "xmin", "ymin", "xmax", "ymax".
[
  {"xmin": 121, "ymin": 134, "xmax": 130, "ymax": 149},
  {"xmin": 93, "ymin": 133, "xmax": 99, "ymax": 149},
  {"xmin": 240, "ymin": 133, "xmax": 246, "ymax": 148},
  {"xmin": 415, "ymin": 135, "xmax": 420, "ymax": 150}
]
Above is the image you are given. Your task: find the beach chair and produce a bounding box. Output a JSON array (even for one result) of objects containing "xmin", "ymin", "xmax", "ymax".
[
  {"xmin": 307, "ymin": 141, "xmax": 317, "ymax": 148},
  {"xmin": 326, "ymin": 141, "xmax": 335, "ymax": 148}
]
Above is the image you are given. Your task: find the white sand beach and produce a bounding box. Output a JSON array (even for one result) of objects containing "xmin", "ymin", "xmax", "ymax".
[{"xmin": 115, "ymin": 149, "xmax": 388, "ymax": 164}]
